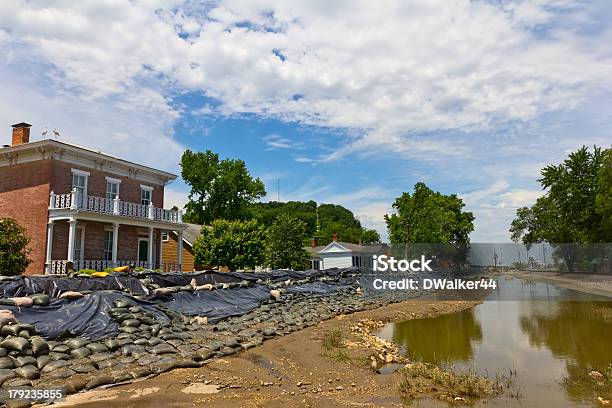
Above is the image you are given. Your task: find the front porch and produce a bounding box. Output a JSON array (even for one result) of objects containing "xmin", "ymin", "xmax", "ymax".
[{"xmin": 45, "ymin": 189, "xmax": 187, "ymax": 274}]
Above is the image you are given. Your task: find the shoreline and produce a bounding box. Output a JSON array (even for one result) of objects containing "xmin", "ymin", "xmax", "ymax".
[
  {"xmin": 500, "ymin": 270, "xmax": 612, "ymax": 298},
  {"xmin": 50, "ymin": 297, "xmax": 480, "ymax": 407}
]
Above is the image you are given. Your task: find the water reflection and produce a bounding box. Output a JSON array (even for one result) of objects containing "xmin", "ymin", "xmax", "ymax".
[
  {"xmin": 390, "ymin": 308, "xmax": 483, "ymax": 365},
  {"xmin": 379, "ymin": 278, "xmax": 612, "ymax": 407}
]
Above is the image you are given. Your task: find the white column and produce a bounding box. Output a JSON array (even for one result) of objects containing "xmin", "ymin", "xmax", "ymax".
[
  {"xmin": 159, "ymin": 230, "xmax": 164, "ymax": 272},
  {"xmin": 147, "ymin": 227, "xmax": 154, "ymax": 270},
  {"xmin": 177, "ymin": 229, "xmax": 183, "ymax": 272},
  {"xmin": 70, "ymin": 188, "xmax": 78, "ymax": 210},
  {"xmin": 49, "ymin": 191, "xmax": 56, "ymax": 209},
  {"xmin": 45, "ymin": 221, "xmax": 54, "ymax": 274},
  {"xmin": 112, "ymin": 223, "xmax": 119, "ymax": 266},
  {"xmin": 67, "ymin": 219, "xmax": 77, "ymax": 262}
]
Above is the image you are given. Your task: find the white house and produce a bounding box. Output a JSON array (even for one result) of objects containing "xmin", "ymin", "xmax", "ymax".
[{"xmin": 306, "ymin": 239, "xmax": 384, "ymax": 270}]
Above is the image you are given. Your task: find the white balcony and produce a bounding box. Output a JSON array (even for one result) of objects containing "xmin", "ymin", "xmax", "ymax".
[{"xmin": 49, "ymin": 189, "xmax": 182, "ymax": 224}]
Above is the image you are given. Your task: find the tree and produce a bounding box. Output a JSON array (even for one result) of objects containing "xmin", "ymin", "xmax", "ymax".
[
  {"xmin": 596, "ymin": 149, "xmax": 612, "ymax": 239},
  {"xmin": 180, "ymin": 150, "xmax": 266, "ymax": 224},
  {"xmin": 0, "ymin": 217, "xmax": 31, "ymax": 276},
  {"xmin": 385, "ymin": 182, "xmax": 474, "ymax": 244},
  {"xmin": 193, "ymin": 219, "xmax": 265, "ymax": 271},
  {"xmin": 251, "ymin": 201, "xmax": 381, "ymax": 245},
  {"xmin": 266, "ymin": 214, "xmax": 310, "ymax": 270},
  {"xmin": 510, "ymin": 146, "xmax": 610, "ymax": 272}
]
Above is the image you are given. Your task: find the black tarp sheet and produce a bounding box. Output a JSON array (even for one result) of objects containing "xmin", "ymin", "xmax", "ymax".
[
  {"xmin": 0, "ymin": 268, "xmax": 365, "ymax": 340},
  {"xmin": 0, "ymin": 274, "xmax": 149, "ymax": 298},
  {"xmin": 160, "ymin": 285, "xmax": 271, "ymax": 323},
  {"xmin": 3, "ymin": 292, "xmax": 169, "ymax": 341}
]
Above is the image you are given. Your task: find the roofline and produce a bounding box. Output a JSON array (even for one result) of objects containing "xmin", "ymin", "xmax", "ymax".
[
  {"xmin": 170, "ymin": 230, "xmax": 193, "ymax": 248},
  {"xmin": 0, "ymin": 139, "xmax": 177, "ymax": 181}
]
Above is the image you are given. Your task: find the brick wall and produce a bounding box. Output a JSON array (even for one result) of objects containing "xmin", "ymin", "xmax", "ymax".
[
  {"xmin": 50, "ymin": 161, "xmax": 165, "ymax": 208},
  {"xmin": 0, "ymin": 160, "xmax": 52, "ymax": 275}
]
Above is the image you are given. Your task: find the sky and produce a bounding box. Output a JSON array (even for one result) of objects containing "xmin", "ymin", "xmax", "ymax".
[{"xmin": 1, "ymin": 0, "xmax": 611, "ymax": 242}]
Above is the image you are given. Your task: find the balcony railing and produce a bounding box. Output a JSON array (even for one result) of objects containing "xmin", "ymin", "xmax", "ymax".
[
  {"xmin": 49, "ymin": 189, "xmax": 182, "ymax": 224},
  {"xmin": 49, "ymin": 260, "xmax": 181, "ymax": 274}
]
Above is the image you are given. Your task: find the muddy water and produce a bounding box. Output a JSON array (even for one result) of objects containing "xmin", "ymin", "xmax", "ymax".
[{"xmin": 378, "ymin": 277, "xmax": 612, "ymax": 407}]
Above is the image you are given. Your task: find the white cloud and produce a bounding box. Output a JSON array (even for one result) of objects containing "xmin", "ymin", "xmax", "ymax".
[{"xmin": 0, "ymin": 0, "xmax": 610, "ymax": 242}]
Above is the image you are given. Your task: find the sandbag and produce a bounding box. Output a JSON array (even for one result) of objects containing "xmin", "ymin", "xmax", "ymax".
[
  {"xmin": 0, "ymin": 337, "xmax": 29, "ymax": 352},
  {"xmin": 59, "ymin": 291, "xmax": 84, "ymax": 299},
  {"xmin": 9, "ymin": 297, "xmax": 34, "ymax": 308}
]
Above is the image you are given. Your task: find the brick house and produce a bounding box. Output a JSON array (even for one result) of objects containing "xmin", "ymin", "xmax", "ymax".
[{"xmin": 0, "ymin": 122, "xmax": 187, "ymax": 275}]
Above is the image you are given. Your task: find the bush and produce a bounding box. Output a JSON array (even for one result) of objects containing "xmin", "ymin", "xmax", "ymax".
[
  {"xmin": 0, "ymin": 218, "xmax": 31, "ymax": 276},
  {"xmin": 266, "ymin": 214, "xmax": 310, "ymax": 270},
  {"xmin": 194, "ymin": 219, "xmax": 266, "ymax": 271}
]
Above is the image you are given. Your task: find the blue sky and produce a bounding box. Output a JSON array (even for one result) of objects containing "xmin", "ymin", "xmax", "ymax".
[{"xmin": 1, "ymin": 0, "xmax": 611, "ymax": 242}]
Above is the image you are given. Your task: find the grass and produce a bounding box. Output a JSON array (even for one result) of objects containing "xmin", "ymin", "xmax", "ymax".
[
  {"xmin": 320, "ymin": 330, "xmax": 351, "ymax": 362},
  {"xmin": 399, "ymin": 362, "xmax": 520, "ymax": 404}
]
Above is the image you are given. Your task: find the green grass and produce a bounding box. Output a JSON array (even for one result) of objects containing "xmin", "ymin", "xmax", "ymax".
[{"xmin": 320, "ymin": 330, "xmax": 351, "ymax": 362}]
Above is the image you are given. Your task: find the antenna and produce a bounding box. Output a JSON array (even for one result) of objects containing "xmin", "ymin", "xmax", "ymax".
[{"xmin": 42, "ymin": 127, "xmax": 48, "ymax": 139}]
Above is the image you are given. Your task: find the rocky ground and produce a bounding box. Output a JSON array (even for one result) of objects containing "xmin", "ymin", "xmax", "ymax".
[
  {"xmin": 0, "ymin": 271, "xmax": 444, "ymax": 407},
  {"xmin": 50, "ymin": 299, "xmax": 479, "ymax": 408}
]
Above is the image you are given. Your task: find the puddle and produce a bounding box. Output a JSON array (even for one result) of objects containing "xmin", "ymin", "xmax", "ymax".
[{"xmin": 378, "ymin": 277, "xmax": 612, "ymax": 407}]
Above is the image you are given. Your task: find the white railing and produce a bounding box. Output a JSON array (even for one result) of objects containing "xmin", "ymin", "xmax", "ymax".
[
  {"xmin": 48, "ymin": 260, "xmax": 181, "ymax": 274},
  {"xmin": 49, "ymin": 189, "xmax": 182, "ymax": 224}
]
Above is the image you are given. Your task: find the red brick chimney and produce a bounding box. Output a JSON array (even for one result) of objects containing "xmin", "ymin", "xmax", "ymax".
[
  {"xmin": 332, "ymin": 233, "xmax": 338, "ymax": 242},
  {"xmin": 11, "ymin": 122, "xmax": 31, "ymax": 146},
  {"xmin": 311, "ymin": 237, "xmax": 318, "ymax": 248}
]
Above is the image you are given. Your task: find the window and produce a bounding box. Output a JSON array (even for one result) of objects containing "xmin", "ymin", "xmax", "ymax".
[
  {"xmin": 71, "ymin": 170, "xmax": 88, "ymax": 208},
  {"xmin": 161, "ymin": 231, "xmax": 169, "ymax": 242},
  {"xmin": 73, "ymin": 226, "xmax": 85, "ymax": 261},
  {"xmin": 352, "ymin": 256, "xmax": 362, "ymax": 267},
  {"xmin": 312, "ymin": 260, "xmax": 321, "ymax": 270},
  {"xmin": 140, "ymin": 186, "xmax": 153, "ymax": 206},
  {"xmin": 103, "ymin": 230, "xmax": 114, "ymax": 261},
  {"xmin": 105, "ymin": 177, "xmax": 120, "ymax": 200}
]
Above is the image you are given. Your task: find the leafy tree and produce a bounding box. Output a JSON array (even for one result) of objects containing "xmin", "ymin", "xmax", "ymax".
[
  {"xmin": 385, "ymin": 182, "xmax": 474, "ymax": 244},
  {"xmin": 0, "ymin": 218, "xmax": 31, "ymax": 276},
  {"xmin": 193, "ymin": 219, "xmax": 265, "ymax": 271},
  {"xmin": 251, "ymin": 201, "xmax": 380, "ymax": 245},
  {"xmin": 596, "ymin": 149, "xmax": 612, "ymax": 239},
  {"xmin": 510, "ymin": 146, "xmax": 610, "ymax": 272},
  {"xmin": 266, "ymin": 214, "xmax": 310, "ymax": 269},
  {"xmin": 251, "ymin": 201, "xmax": 318, "ymax": 235},
  {"xmin": 180, "ymin": 150, "xmax": 266, "ymax": 224}
]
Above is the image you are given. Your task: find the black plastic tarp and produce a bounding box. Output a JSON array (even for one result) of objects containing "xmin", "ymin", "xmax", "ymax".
[
  {"xmin": 0, "ymin": 274, "xmax": 149, "ymax": 298},
  {"xmin": 3, "ymin": 292, "xmax": 168, "ymax": 341},
  {"xmin": 161, "ymin": 285, "xmax": 271, "ymax": 323}
]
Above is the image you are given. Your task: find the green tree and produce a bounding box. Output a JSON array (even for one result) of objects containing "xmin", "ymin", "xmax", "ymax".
[
  {"xmin": 266, "ymin": 214, "xmax": 310, "ymax": 269},
  {"xmin": 510, "ymin": 146, "xmax": 610, "ymax": 272},
  {"xmin": 250, "ymin": 201, "xmax": 380, "ymax": 245},
  {"xmin": 193, "ymin": 219, "xmax": 265, "ymax": 270},
  {"xmin": 180, "ymin": 150, "xmax": 266, "ymax": 224},
  {"xmin": 385, "ymin": 182, "xmax": 474, "ymax": 244},
  {"xmin": 0, "ymin": 217, "xmax": 31, "ymax": 276},
  {"xmin": 596, "ymin": 149, "xmax": 612, "ymax": 239}
]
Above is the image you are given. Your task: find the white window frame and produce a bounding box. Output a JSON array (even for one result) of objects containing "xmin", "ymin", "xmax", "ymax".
[
  {"xmin": 73, "ymin": 225, "xmax": 86, "ymax": 262},
  {"xmin": 138, "ymin": 237, "xmax": 149, "ymax": 263},
  {"xmin": 140, "ymin": 185, "xmax": 153, "ymax": 206},
  {"xmin": 71, "ymin": 169, "xmax": 89, "ymax": 207},
  {"xmin": 105, "ymin": 177, "xmax": 121, "ymax": 201},
  {"xmin": 103, "ymin": 229, "xmax": 114, "ymax": 261},
  {"xmin": 161, "ymin": 231, "xmax": 169, "ymax": 242}
]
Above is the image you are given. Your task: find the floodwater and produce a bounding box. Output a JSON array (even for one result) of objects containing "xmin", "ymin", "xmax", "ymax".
[{"xmin": 377, "ymin": 277, "xmax": 612, "ymax": 407}]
